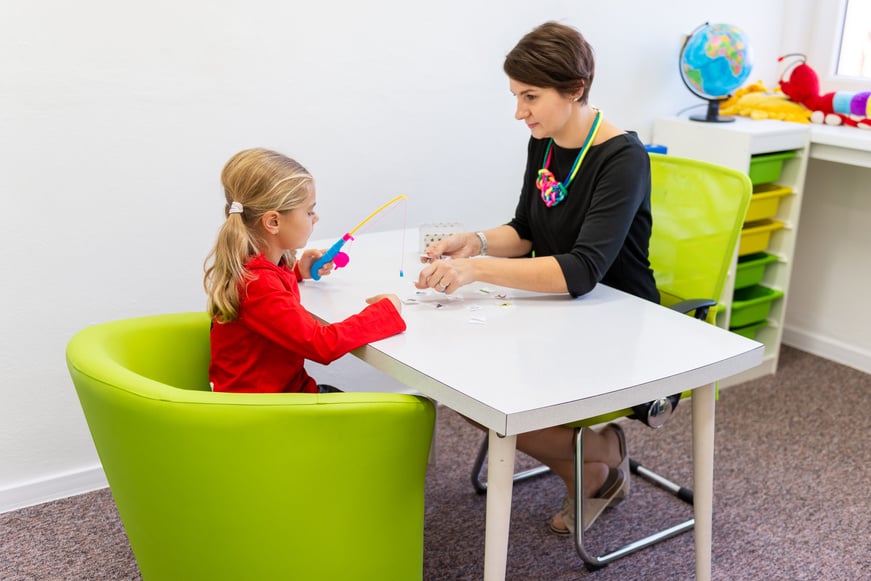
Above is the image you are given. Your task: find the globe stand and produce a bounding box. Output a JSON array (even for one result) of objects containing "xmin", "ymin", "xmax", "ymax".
[{"xmin": 689, "ymin": 99, "xmax": 735, "ymax": 123}]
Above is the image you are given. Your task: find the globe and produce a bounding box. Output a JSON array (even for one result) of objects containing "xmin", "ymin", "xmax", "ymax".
[{"xmin": 680, "ymin": 22, "xmax": 753, "ymax": 123}]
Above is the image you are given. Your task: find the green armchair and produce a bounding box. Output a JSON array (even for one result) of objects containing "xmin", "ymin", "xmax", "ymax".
[{"xmin": 66, "ymin": 311, "xmax": 435, "ymax": 581}]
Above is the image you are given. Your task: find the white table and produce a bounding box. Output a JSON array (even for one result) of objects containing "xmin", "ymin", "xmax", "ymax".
[
  {"xmin": 809, "ymin": 123, "xmax": 871, "ymax": 169},
  {"xmin": 300, "ymin": 228, "xmax": 765, "ymax": 580}
]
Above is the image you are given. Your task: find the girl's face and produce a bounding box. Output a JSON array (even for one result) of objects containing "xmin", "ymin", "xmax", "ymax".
[
  {"xmin": 509, "ymin": 78, "xmax": 578, "ymax": 144},
  {"xmin": 277, "ymin": 185, "xmax": 319, "ymax": 251}
]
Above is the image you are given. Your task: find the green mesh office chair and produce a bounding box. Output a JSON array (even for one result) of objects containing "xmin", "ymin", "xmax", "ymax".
[
  {"xmin": 471, "ymin": 153, "xmax": 753, "ymax": 570},
  {"xmin": 67, "ymin": 312, "xmax": 435, "ymax": 581}
]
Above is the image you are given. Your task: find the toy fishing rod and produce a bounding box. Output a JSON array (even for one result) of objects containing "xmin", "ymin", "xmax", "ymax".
[{"xmin": 310, "ymin": 194, "xmax": 407, "ymax": 280}]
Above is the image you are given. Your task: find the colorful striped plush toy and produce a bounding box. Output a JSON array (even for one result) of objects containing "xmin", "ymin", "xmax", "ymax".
[{"xmin": 779, "ymin": 53, "xmax": 871, "ymax": 130}]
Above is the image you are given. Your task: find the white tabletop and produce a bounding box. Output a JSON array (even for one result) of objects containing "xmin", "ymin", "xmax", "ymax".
[
  {"xmin": 301, "ymin": 228, "xmax": 764, "ymax": 435},
  {"xmin": 809, "ymin": 123, "xmax": 871, "ymax": 168}
]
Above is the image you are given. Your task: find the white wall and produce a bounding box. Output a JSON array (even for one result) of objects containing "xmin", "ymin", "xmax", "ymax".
[
  {"xmin": 0, "ymin": 0, "xmax": 787, "ymax": 511},
  {"xmin": 777, "ymin": 0, "xmax": 871, "ymax": 373},
  {"xmin": 783, "ymin": 159, "xmax": 871, "ymax": 373}
]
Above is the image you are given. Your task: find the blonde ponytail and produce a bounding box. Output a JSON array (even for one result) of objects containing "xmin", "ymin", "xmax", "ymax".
[{"xmin": 204, "ymin": 148, "xmax": 313, "ymax": 322}]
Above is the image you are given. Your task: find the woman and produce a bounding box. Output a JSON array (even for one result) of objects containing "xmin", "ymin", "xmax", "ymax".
[{"xmin": 415, "ymin": 21, "xmax": 659, "ymax": 535}]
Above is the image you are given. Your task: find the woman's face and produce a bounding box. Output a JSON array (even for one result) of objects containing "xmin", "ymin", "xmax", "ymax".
[{"xmin": 509, "ymin": 78, "xmax": 577, "ymax": 143}]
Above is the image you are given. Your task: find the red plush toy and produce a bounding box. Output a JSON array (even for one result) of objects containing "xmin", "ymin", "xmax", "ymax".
[{"xmin": 778, "ymin": 53, "xmax": 871, "ymax": 130}]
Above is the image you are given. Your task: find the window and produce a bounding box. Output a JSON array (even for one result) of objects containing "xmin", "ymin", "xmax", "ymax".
[
  {"xmin": 835, "ymin": 0, "xmax": 871, "ymax": 78},
  {"xmin": 808, "ymin": 0, "xmax": 871, "ymax": 92}
]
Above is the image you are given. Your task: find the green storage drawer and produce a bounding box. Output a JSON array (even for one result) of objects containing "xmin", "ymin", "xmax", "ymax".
[
  {"xmin": 735, "ymin": 252, "xmax": 778, "ymax": 289},
  {"xmin": 748, "ymin": 150, "xmax": 796, "ymax": 185},
  {"xmin": 730, "ymin": 285, "xmax": 784, "ymax": 327},
  {"xmin": 730, "ymin": 320, "xmax": 767, "ymax": 339}
]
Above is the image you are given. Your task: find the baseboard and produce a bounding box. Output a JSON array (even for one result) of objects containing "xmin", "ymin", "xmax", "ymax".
[
  {"xmin": 782, "ymin": 325, "xmax": 871, "ymax": 375},
  {"xmin": 0, "ymin": 465, "xmax": 108, "ymax": 514}
]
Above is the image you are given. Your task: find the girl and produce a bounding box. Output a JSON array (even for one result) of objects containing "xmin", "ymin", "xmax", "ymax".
[{"xmin": 204, "ymin": 148, "xmax": 405, "ymax": 394}]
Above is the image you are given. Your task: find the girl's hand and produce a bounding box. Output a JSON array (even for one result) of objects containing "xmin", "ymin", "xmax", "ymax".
[
  {"xmin": 366, "ymin": 293, "xmax": 402, "ymax": 313},
  {"xmin": 298, "ymin": 248, "xmax": 335, "ymax": 280},
  {"xmin": 415, "ymin": 257, "xmax": 474, "ymax": 294}
]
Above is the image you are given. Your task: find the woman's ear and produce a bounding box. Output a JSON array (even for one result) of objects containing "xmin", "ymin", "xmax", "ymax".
[{"xmin": 260, "ymin": 211, "xmax": 281, "ymax": 235}]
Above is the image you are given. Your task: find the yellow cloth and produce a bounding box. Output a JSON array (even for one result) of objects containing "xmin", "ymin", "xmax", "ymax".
[{"xmin": 720, "ymin": 81, "xmax": 811, "ymax": 123}]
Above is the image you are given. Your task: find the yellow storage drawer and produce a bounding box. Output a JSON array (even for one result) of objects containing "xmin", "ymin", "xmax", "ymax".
[
  {"xmin": 746, "ymin": 184, "xmax": 792, "ymax": 222},
  {"xmin": 739, "ymin": 220, "xmax": 784, "ymax": 256}
]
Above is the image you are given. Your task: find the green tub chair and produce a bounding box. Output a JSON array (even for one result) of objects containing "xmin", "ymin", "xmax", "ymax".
[{"xmin": 66, "ymin": 311, "xmax": 435, "ymax": 581}]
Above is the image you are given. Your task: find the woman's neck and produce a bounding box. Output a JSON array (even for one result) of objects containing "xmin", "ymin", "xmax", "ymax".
[{"xmin": 552, "ymin": 105, "xmax": 598, "ymax": 149}]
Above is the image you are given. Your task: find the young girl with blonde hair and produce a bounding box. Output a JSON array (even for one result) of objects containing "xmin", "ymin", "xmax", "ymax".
[{"xmin": 204, "ymin": 147, "xmax": 405, "ymax": 393}]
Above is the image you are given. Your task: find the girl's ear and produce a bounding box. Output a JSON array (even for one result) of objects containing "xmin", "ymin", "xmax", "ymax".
[{"xmin": 260, "ymin": 211, "xmax": 281, "ymax": 235}]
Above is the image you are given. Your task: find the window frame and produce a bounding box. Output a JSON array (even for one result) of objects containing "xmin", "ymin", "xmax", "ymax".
[{"xmin": 807, "ymin": 0, "xmax": 871, "ymax": 92}]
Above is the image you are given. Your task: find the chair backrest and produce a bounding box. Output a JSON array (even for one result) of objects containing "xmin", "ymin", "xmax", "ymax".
[
  {"xmin": 67, "ymin": 312, "xmax": 435, "ymax": 581},
  {"xmin": 90, "ymin": 310, "xmax": 212, "ymax": 391},
  {"xmin": 648, "ymin": 153, "xmax": 752, "ymax": 311}
]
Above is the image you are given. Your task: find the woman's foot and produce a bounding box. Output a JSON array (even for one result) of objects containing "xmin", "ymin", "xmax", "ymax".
[
  {"xmin": 549, "ymin": 495, "xmax": 575, "ymax": 536},
  {"xmin": 549, "ymin": 467, "xmax": 626, "ymax": 535}
]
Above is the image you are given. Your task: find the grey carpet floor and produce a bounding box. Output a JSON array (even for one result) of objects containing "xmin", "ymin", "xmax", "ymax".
[{"xmin": 1, "ymin": 346, "xmax": 869, "ymax": 580}]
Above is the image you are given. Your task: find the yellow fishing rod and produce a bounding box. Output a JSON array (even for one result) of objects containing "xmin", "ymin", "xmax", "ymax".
[{"xmin": 310, "ymin": 194, "xmax": 407, "ymax": 280}]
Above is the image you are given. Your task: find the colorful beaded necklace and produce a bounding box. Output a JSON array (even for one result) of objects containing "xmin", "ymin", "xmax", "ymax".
[{"xmin": 536, "ymin": 109, "xmax": 603, "ymax": 207}]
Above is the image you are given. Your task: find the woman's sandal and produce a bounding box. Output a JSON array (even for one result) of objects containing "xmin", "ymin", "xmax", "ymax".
[
  {"xmin": 604, "ymin": 422, "xmax": 630, "ymax": 505},
  {"xmin": 549, "ymin": 466, "xmax": 626, "ymax": 536}
]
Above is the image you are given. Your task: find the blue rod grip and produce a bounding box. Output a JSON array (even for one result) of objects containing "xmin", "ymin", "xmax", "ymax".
[{"xmin": 310, "ymin": 236, "xmax": 347, "ymax": 280}]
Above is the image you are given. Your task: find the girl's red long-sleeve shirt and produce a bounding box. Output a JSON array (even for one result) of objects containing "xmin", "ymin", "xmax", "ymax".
[{"xmin": 209, "ymin": 254, "xmax": 406, "ymax": 393}]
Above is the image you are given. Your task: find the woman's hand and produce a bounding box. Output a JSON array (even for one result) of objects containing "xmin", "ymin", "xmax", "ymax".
[
  {"xmin": 420, "ymin": 232, "xmax": 480, "ymax": 262},
  {"xmin": 415, "ymin": 257, "xmax": 475, "ymax": 294},
  {"xmin": 297, "ymin": 248, "xmax": 335, "ymax": 280},
  {"xmin": 366, "ymin": 293, "xmax": 402, "ymax": 313}
]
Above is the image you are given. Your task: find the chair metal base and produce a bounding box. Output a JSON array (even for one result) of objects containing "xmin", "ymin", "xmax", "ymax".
[
  {"xmin": 572, "ymin": 428, "xmax": 694, "ymax": 570},
  {"xmin": 470, "ymin": 429, "xmax": 695, "ymax": 570}
]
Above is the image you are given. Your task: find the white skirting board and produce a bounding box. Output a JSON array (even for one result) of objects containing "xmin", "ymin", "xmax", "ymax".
[
  {"xmin": 0, "ymin": 465, "xmax": 108, "ymax": 514},
  {"xmin": 782, "ymin": 325, "xmax": 871, "ymax": 375}
]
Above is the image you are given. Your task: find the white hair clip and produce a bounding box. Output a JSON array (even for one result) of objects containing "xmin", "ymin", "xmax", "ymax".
[{"xmin": 228, "ymin": 201, "xmax": 244, "ymax": 215}]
